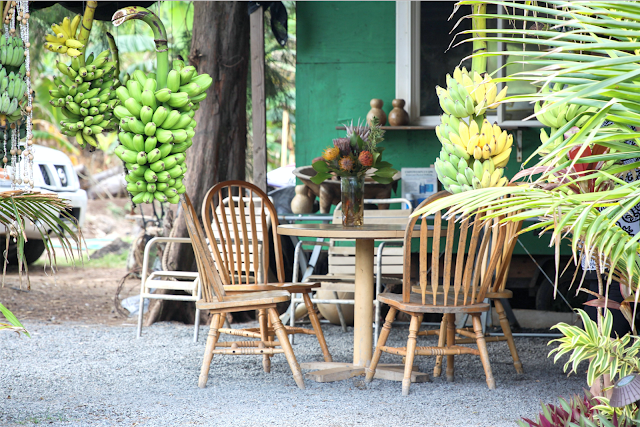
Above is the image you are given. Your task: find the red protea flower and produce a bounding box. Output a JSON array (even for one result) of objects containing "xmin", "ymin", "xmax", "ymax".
[
  {"xmin": 333, "ymin": 137, "xmax": 352, "ymax": 156},
  {"xmin": 359, "ymin": 151, "xmax": 373, "ymax": 167},
  {"xmin": 322, "ymin": 146, "xmax": 340, "ymax": 161},
  {"xmin": 339, "ymin": 156, "xmax": 354, "ymax": 171}
]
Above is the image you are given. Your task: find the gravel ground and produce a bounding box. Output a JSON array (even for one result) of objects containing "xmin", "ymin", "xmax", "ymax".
[{"xmin": 1, "ymin": 320, "xmax": 585, "ymax": 427}]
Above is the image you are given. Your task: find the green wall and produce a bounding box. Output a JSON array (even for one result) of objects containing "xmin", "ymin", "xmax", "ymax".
[{"xmin": 297, "ymin": 1, "xmax": 556, "ymax": 255}]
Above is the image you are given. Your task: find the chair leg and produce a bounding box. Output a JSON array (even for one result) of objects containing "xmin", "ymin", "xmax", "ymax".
[
  {"xmin": 258, "ymin": 309, "xmax": 271, "ymax": 373},
  {"xmin": 402, "ymin": 314, "xmax": 422, "ymax": 396},
  {"xmin": 332, "ymin": 291, "xmax": 348, "ymax": 333},
  {"xmin": 198, "ymin": 313, "xmax": 222, "ymax": 388},
  {"xmin": 193, "ymin": 307, "xmax": 201, "ymax": 343},
  {"xmin": 472, "ymin": 313, "xmax": 496, "ymax": 390},
  {"xmin": 365, "ymin": 307, "xmax": 397, "ymax": 383},
  {"xmin": 303, "ymin": 292, "xmax": 332, "ymax": 362},
  {"xmin": 446, "ymin": 313, "xmax": 456, "ymax": 382},
  {"xmin": 433, "ymin": 314, "xmax": 447, "ymax": 378},
  {"xmin": 494, "ymin": 299, "xmax": 523, "ymax": 374},
  {"xmin": 268, "ymin": 307, "xmax": 305, "ymax": 389},
  {"xmin": 136, "ymin": 295, "xmax": 145, "ymax": 338}
]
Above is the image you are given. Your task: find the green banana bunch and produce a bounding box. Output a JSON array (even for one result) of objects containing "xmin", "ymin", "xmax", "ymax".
[
  {"xmin": 50, "ymin": 50, "xmax": 120, "ymax": 148},
  {"xmin": 534, "ymin": 83, "xmax": 593, "ymax": 130},
  {"xmin": 115, "ymin": 62, "xmax": 211, "ymax": 204},
  {"xmin": 434, "ymin": 144, "xmax": 508, "ymax": 194},
  {"xmin": 0, "ymin": 64, "xmax": 28, "ymax": 124},
  {"xmin": 435, "ymin": 66, "xmax": 508, "ymax": 119},
  {"xmin": 0, "ymin": 35, "xmax": 26, "ymax": 68}
]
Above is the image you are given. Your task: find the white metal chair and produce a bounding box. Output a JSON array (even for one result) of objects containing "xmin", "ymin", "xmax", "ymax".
[
  {"xmin": 290, "ymin": 198, "xmax": 412, "ymax": 344},
  {"xmin": 136, "ymin": 236, "xmax": 202, "ymax": 342}
]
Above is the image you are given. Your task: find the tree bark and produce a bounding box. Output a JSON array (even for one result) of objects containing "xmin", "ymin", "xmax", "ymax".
[{"xmin": 146, "ymin": 1, "xmax": 249, "ymax": 326}]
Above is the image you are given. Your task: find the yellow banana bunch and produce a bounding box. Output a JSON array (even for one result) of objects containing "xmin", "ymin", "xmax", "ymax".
[
  {"xmin": 534, "ymin": 83, "xmax": 593, "ymax": 129},
  {"xmin": 435, "ymin": 115, "xmax": 512, "ymax": 194},
  {"xmin": 44, "ymin": 15, "xmax": 84, "ymax": 57}
]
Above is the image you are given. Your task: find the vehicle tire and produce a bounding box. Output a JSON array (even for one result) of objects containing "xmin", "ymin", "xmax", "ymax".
[
  {"xmin": 6, "ymin": 239, "xmax": 46, "ymax": 265},
  {"xmin": 535, "ymin": 265, "xmax": 587, "ymax": 312}
]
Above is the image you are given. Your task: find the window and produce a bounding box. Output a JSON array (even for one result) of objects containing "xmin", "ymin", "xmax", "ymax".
[{"xmin": 396, "ymin": 1, "xmax": 541, "ymax": 128}]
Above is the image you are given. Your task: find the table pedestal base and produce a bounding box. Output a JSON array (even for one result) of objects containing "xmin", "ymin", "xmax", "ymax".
[{"xmin": 300, "ymin": 362, "xmax": 430, "ymax": 383}]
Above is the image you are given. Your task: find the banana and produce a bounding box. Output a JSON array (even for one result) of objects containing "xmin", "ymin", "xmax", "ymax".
[
  {"xmin": 167, "ymin": 70, "xmax": 181, "ymax": 92},
  {"xmin": 132, "ymin": 70, "xmax": 148, "ymax": 86},
  {"xmin": 137, "ymin": 151, "xmax": 148, "ymax": 165},
  {"xmin": 161, "ymin": 110, "xmax": 181, "ymax": 129},
  {"xmin": 126, "ymin": 80, "xmax": 143, "ymax": 102},
  {"xmin": 132, "ymin": 134, "xmax": 145, "ymax": 152},
  {"xmin": 152, "ymin": 106, "xmax": 168, "ymax": 127},
  {"xmin": 156, "ymin": 128, "xmax": 174, "ymax": 144},
  {"xmin": 141, "ymin": 89, "xmax": 157, "ymax": 110},
  {"xmin": 144, "ymin": 122, "xmax": 156, "ymax": 137},
  {"xmin": 159, "ymin": 142, "xmax": 174, "ymax": 158},
  {"xmin": 124, "ymin": 98, "xmax": 142, "ymax": 118},
  {"xmin": 167, "ymin": 92, "xmax": 189, "ymax": 108},
  {"xmin": 480, "ymin": 170, "xmax": 491, "ymax": 188},
  {"xmin": 493, "ymin": 148, "xmax": 512, "ymax": 168},
  {"xmin": 155, "ymin": 88, "xmax": 172, "ymax": 103},
  {"xmin": 145, "ymin": 136, "xmax": 158, "ymax": 153},
  {"xmin": 140, "ymin": 106, "xmax": 153, "ymax": 125}
]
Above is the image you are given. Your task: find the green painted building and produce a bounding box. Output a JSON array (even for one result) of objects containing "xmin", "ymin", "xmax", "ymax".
[{"xmin": 296, "ymin": 1, "xmax": 554, "ymax": 259}]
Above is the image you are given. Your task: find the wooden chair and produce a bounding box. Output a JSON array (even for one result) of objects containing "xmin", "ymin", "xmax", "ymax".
[
  {"xmin": 413, "ymin": 202, "xmax": 524, "ymax": 376},
  {"xmin": 365, "ymin": 191, "xmax": 507, "ymax": 395},
  {"xmin": 180, "ymin": 193, "xmax": 305, "ymax": 389},
  {"xmin": 292, "ymin": 199, "xmax": 412, "ymax": 343},
  {"xmin": 201, "ymin": 181, "xmax": 332, "ymax": 366}
]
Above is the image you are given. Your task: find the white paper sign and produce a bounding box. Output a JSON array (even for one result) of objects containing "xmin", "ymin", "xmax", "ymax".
[{"xmin": 401, "ymin": 167, "xmax": 439, "ymax": 209}]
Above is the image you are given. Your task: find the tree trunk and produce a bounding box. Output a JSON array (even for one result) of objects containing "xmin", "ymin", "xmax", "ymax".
[{"xmin": 146, "ymin": 1, "xmax": 250, "ymax": 326}]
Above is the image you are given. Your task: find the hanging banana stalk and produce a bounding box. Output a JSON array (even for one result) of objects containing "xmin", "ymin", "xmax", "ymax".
[{"xmin": 111, "ymin": 6, "xmax": 212, "ymax": 204}]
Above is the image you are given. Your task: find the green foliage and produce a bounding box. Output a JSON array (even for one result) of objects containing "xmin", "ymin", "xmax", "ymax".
[
  {"xmin": 414, "ymin": 1, "xmax": 640, "ymax": 315},
  {"xmin": 0, "ymin": 302, "xmax": 29, "ymax": 337},
  {"xmin": 550, "ymin": 310, "xmax": 640, "ymax": 387}
]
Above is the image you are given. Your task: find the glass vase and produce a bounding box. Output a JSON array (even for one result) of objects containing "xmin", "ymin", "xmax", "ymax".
[{"xmin": 341, "ymin": 175, "xmax": 365, "ymax": 227}]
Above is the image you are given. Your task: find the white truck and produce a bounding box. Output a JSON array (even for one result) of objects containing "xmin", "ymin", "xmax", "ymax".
[{"xmin": 1, "ymin": 145, "xmax": 87, "ymax": 264}]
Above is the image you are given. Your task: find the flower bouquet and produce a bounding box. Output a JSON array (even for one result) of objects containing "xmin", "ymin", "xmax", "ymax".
[{"xmin": 311, "ymin": 118, "xmax": 397, "ymax": 226}]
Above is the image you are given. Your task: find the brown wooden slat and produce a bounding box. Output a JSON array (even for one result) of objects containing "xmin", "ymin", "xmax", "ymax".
[
  {"xmin": 249, "ymin": 195, "xmax": 260, "ymax": 283},
  {"xmin": 442, "ymin": 216, "xmax": 455, "ymax": 305},
  {"xmin": 453, "ymin": 217, "xmax": 469, "ymax": 306},
  {"xmin": 238, "ymin": 191, "xmax": 251, "ymax": 285},
  {"xmin": 419, "ymin": 216, "xmax": 428, "ymax": 305},
  {"xmin": 431, "ymin": 211, "xmax": 441, "ymax": 306}
]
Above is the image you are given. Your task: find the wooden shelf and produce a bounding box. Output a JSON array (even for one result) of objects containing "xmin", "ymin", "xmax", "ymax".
[{"xmin": 335, "ymin": 125, "xmax": 435, "ymax": 131}]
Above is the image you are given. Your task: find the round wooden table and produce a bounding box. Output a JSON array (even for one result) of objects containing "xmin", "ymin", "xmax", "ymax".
[{"xmin": 278, "ymin": 223, "xmax": 428, "ymax": 383}]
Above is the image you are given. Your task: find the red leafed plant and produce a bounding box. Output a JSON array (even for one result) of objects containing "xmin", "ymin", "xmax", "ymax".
[{"xmin": 517, "ymin": 392, "xmax": 627, "ymax": 427}]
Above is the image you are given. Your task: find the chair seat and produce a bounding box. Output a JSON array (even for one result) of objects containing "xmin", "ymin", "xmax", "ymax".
[
  {"xmin": 410, "ymin": 285, "xmax": 513, "ymax": 299},
  {"xmin": 308, "ymin": 274, "xmax": 402, "ymax": 285},
  {"xmin": 224, "ymin": 282, "xmax": 320, "ymax": 293},
  {"xmin": 378, "ymin": 292, "xmax": 490, "ymax": 314},
  {"xmin": 196, "ymin": 290, "xmax": 290, "ymax": 310}
]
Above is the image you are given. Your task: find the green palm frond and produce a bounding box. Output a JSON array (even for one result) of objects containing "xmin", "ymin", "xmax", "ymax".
[{"xmin": 0, "ymin": 191, "xmax": 84, "ymax": 277}]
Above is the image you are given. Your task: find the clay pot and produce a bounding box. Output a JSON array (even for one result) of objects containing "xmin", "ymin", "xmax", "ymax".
[
  {"xmin": 290, "ymin": 184, "xmax": 314, "ymax": 214},
  {"xmin": 366, "ymin": 98, "xmax": 387, "ymax": 126},
  {"xmin": 388, "ymin": 99, "xmax": 410, "ymax": 126}
]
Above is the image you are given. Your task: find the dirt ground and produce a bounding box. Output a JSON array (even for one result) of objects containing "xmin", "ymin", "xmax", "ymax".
[
  {"xmin": 0, "ymin": 265, "xmax": 137, "ymax": 326},
  {"xmin": 0, "ymin": 197, "xmax": 172, "ymax": 327}
]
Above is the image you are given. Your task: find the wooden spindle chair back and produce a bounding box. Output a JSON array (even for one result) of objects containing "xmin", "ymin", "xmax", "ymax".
[
  {"xmin": 492, "ymin": 214, "xmax": 523, "ymax": 294},
  {"xmin": 202, "ymin": 181, "xmax": 284, "ymax": 286},
  {"xmin": 403, "ymin": 191, "xmax": 507, "ymax": 307},
  {"xmin": 180, "ymin": 194, "xmax": 226, "ymax": 303}
]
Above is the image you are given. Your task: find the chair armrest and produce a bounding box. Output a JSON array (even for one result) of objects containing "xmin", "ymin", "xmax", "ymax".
[{"xmin": 142, "ymin": 236, "xmax": 193, "ymax": 279}]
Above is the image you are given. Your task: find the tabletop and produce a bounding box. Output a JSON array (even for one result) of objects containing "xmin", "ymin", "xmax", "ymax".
[{"xmin": 277, "ymin": 223, "xmax": 422, "ymax": 239}]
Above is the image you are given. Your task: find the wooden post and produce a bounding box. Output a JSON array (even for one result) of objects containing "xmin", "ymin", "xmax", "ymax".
[
  {"xmin": 281, "ymin": 109, "xmax": 290, "ymax": 168},
  {"xmin": 250, "ymin": 7, "xmax": 267, "ymax": 192}
]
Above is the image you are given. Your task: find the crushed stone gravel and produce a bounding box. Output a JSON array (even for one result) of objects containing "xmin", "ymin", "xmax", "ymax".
[{"xmin": 0, "ymin": 320, "xmax": 585, "ymax": 426}]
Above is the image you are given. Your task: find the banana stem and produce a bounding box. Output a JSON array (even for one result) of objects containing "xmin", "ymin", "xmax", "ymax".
[
  {"xmin": 105, "ymin": 32, "xmax": 119, "ymax": 78},
  {"xmin": 471, "ymin": 3, "xmax": 487, "ymax": 75},
  {"xmin": 77, "ymin": 1, "xmax": 97, "ymax": 67},
  {"xmin": 112, "ymin": 6, "xmax": 168, "ymax": 89}
]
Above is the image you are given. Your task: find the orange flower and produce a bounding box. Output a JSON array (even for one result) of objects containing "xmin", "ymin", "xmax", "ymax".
[
  {"xmin": 359, "ymin": 151, "xmax": 373, "ymax": 167},
  {"xmin": 322, "ymin": 146, "xmax": 340, "ymax": 161},
  {"xmin": 339, "ymin": 156, "xmax": 354, "ymax": 171}
]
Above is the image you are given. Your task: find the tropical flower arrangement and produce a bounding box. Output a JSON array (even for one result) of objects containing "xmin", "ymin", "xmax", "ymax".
[{"xmin": 310, "ymin": 118, "xmax": 397, "ymax": 185}]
